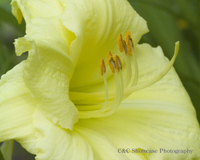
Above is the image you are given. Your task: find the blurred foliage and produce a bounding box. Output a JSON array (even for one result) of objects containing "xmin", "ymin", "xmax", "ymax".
[
  {"xmin": 0, "ymin": 0, "xmax": 26, "ymax": 76},
  {"xmin": 0, "ymin": 0, "xmax": 199, "ymax": 159},
  {"xmin": 0, "ymin": 151, "xmax": 4, "ymax": 160}
]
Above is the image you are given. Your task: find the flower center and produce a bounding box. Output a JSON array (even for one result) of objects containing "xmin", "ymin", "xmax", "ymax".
[{"xmin": 69, "ymin": 31, "xmax": 180, "ymax": 119}]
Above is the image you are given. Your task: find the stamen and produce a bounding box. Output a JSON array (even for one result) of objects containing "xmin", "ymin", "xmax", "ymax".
[
  {"xmin": 98, "ymin": 58, "xmax": 108, "ymax": 114},
  {"xmin": 100, "ymin": 59, "xmax": 106, "ymax": 76},
  {"xmin": 106, "ymin": 53, "xmax": 123, "ymax": 115},
  {"xmin": 79, "ymin": 56, "xmax": 123, "ymax": 119},
  {"xmin": 118, "ymin": 34, "xmax": 123, "ymax": 52},
  {"xmin": 114, "ymin": 55, "xmax": 122, "ymax": 72},
  {"xmin": 96, "ymin": 55, "xmax": 124, "ymax": 118},
  {"xmin": 108, "ymin": 51, "xmax": 115, "ymax": 73},
  {"xmin": 125, "ymin": 31, "xmax": 138, "ymax": 86},
  {"xmin": 122, "ymin": 40, "xmax": 132, "ymax": 87}
]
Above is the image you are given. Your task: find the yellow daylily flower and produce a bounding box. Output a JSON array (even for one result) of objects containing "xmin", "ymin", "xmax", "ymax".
[{"xmin": 0, "ymin": 0, "xmax": 200, "ymax": 159}]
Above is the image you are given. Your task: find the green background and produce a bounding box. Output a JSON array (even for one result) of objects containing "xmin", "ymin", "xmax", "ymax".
[{"xmin": 0, "ymin": 0, "xmax": 199, "ymax": 159}]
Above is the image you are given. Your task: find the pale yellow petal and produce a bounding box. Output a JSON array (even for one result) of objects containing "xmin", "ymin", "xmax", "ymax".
[
  {"xmin": 0, "ymin": 62, "xmax": 36, "ymax": 154},
  {"xmin": 74, "ymin": 126, "xmax": 139, "ymax": 160},
  {"xmin": 126, "ymin": 43, "xmax": 195, "ymax": 111},
  {"xmin": 15, "ymin": 17, "xmax": 79, "ymax": 129},
  {"xmin": 15, "ymin": 16, "xmax": 70, "ymax": 57},
  {"xmin": 60, "ymin": 0, "xmax": 148, "ymax": 91},
  {"xmin": 11, "ymin": 0, "xmax": 23, "ymax": 24},
  {"xmin": 15, "ymin": 37, "xmax": 79, "ymax": 130},
  {"xmin": 33, "ymin": 107, "xmax": 93, "ymax": 160},
  {"xmin": 25, "ymin": 16, "xmax": 71, "ymax": 54},
  {"xmin": 74, "ymin": 44, "xmax": 200, "ymax": 159},
  {"xmin": 76, "ymin": 102, "xmax": 200, "ymax": 160},
  {"xmin": 11, "ymin": 0, "xmax": 64, "ymax": 23}
]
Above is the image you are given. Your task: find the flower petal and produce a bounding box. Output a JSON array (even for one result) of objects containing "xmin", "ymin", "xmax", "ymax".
[
  {"xmin": 16, "ymin": 16, "xmax": 70, "ymax": 57},
  {"xmin": 33, "ymin": 107, "xmax": 93, "ymax": 160},
  {"xmin": 11, "ymin": 0, "xmax": 64, "ymax": 23},
  {"xmin": 126, "ymin": 43, "xmax": 195, "ymax": 110},
  {"xmin": 15, "ymin": 14, "xmax": 79, "ymax": 129},
  {"xmin": 74, "ymin": 126, "xmax": 135, "ymax": 160},
  {"xmin": 76, "ymin": 102, "xmax": 200, "ymax": 160},
  {"xmin": 75, "ymin": 43, "xmax": 200, "ymax": 159},
  {"xmin": 0, "ymin": 62, "xmax": 36, "ymax": 154},
  {"xmin": 15, "ymin": 36, "xmax": 79, "ymax": 130},
  {"xmin": 60, "ymin": 0, "xmax": 148, "ymax": 91}
]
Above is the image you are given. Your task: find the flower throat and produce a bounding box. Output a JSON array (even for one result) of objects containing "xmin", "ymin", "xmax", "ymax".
[{"xmin": 70, "ymin": 31, "xmax": 180, "ymax": 119}]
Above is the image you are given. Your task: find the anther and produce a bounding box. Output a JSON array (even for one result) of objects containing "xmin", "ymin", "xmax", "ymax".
[
  {"xmin": 108, "ymin": 51, "xmax": 115, "ymax": 73},
  {"xmin": 107, "ymin": 51, "xmax": 113, "ymax": 60},
  {"xmin": 118, "ymin": 34, "xmax": 123, "ymax": 52},
  {"xmin": 126, "ymin": 31, "xmax": 134, "ymax": 48},
  {"xmin": 114, "ymin": 55, "xmax": 122, "ymax": 71},
  {"xmin": 126, "ymin": 31, "xmax": 134, "ymax": 56},
  {"xmin": 126, "ymin": 31, "xmax": 131, "ymax": 43},
  {"xmin": 122, "ymin": 40, "xmax": 128, "ymax": 55},
  {"xmin": 128, "ymin": 35, "xmax": 134, "ymax": 49},
  {"xmin": 100, "ymin": 59, "xmax": 106, "ymax": 76}
]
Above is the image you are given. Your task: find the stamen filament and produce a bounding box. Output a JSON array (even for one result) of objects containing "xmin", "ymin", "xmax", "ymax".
[
  {"xmin": 114, "ymin": 55, "xmax": 124, "ymax": 100},
  {"xmin": 130, "ymin": 48, "xmax": 139, "ymax": 86},
  {"xmin": 79, "ymin": 72, "xmax": 109, "ymax": 119},
  {"xmin": 106, "ymin": 70, "xmax": 121, "ymax": 111},
  {"xmin": 119, "ymin": 68, "xmax": 124, "ymax": 100},
  {"xmin": 97, "ymin": 69, "xmax": 123, "ymax": 117},
  {"xmin": 126, "ymin": 53, "xmax": 132, "ymax": 87},
  {"xmin": 79, "ymin": 60, "xmax": 109, "ymax": 118}
]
